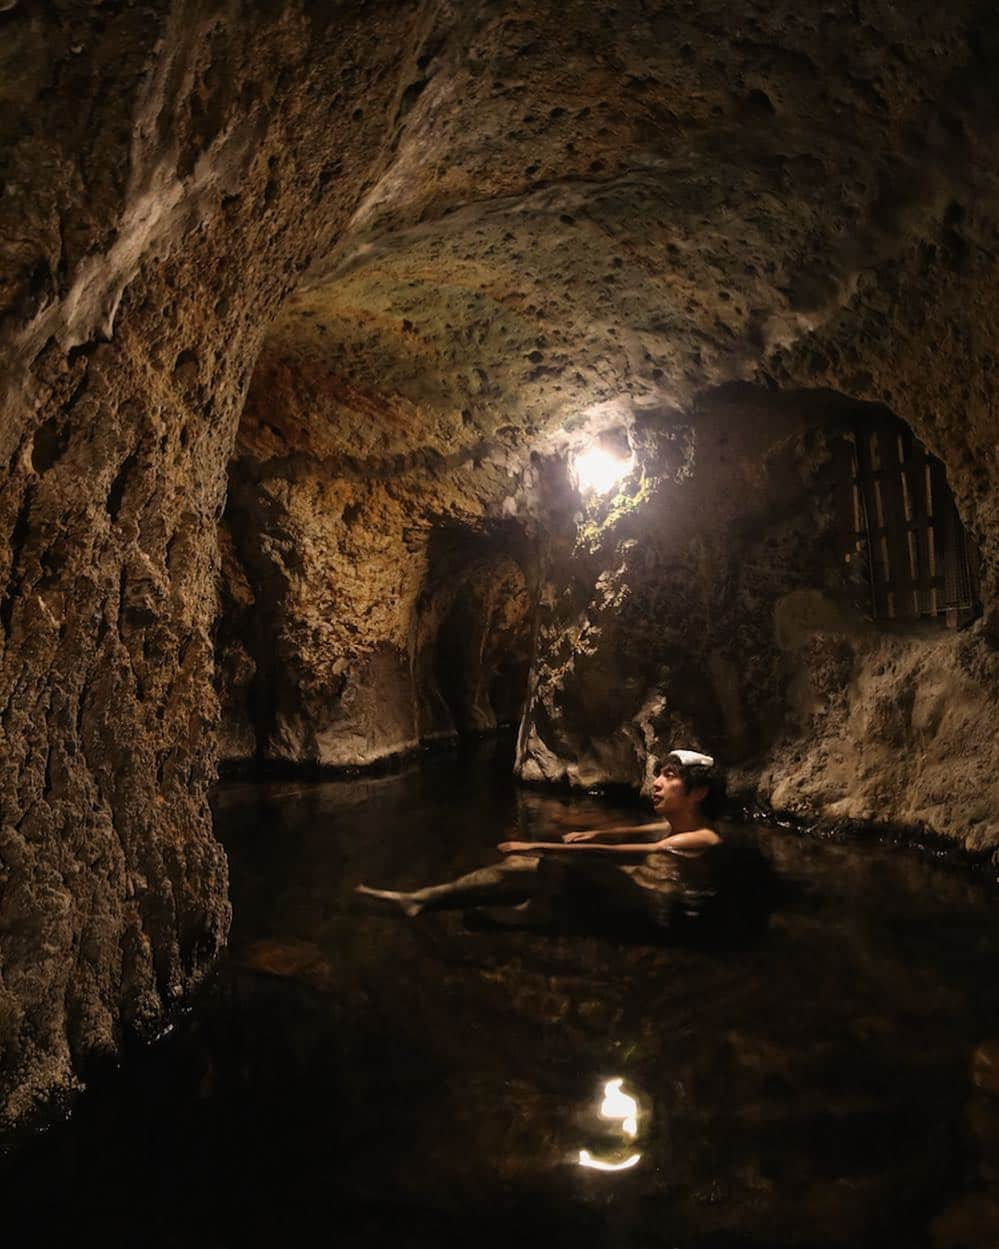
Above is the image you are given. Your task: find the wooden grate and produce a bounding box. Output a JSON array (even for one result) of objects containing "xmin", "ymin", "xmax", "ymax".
[{"xmin": 846, "ymin": 416, "xmax": 979, "ymax": 626}]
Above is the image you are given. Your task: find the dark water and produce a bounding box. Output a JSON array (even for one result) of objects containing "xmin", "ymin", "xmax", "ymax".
[{"xmin": 5, "ymin": 737, "xmax": 999, "ymax": 1248}]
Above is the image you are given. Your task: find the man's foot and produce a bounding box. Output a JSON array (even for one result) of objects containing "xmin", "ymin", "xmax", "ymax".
[{"xmin": 355, "ymin": 884, "xmax": 423, "ymax": 917}]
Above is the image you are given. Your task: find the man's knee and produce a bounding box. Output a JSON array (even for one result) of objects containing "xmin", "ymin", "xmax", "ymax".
[{"xmin": 500, "ymin": 854, "xmax": 540, "ymax": 872}]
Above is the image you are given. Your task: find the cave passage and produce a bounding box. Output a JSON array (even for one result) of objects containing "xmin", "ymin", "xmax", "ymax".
[
  {"xmin": 6, "ymin": 3, "xmax": 999, "ymax": 1219},
  {"xmin": 422, "ymin": 536, "xmax": 533, "ymax": 741},
  {"xmin": 4, "ymin": 740, "xmax": 999, "ymax": 1249}
]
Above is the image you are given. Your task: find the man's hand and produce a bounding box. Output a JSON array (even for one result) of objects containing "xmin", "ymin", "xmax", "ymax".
[
  {"xmin": 497, "ymin": 840, "xmax": 534, "ymax": 854},
  {"xmin": 561, "ymin": 830, "xmax": 597, "ymax": 843}
]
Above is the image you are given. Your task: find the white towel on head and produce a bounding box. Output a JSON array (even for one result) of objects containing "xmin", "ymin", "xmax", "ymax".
[{"xmin": 668, "ymin": 749, "xmax": 715, "ymax": 768}]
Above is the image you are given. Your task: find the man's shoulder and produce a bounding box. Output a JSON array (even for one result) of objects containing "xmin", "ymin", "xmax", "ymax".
[{"xmin": 660, "ymin": 826, "xmax": 723, "ymax": 855}]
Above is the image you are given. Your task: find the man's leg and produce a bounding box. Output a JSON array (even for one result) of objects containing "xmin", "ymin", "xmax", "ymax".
[{"xmin": 356, "ymin": 855, "xmax": 539, "ymax": 916}]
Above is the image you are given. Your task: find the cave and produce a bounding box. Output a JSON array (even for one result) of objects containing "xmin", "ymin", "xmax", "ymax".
[
  {"xmin": 419, "ymin": 530, "xmax": 532, "ymax": 739},
  {"xmin": 2, "ymin": 3, "xmax": 999, "ymax": 1246}
]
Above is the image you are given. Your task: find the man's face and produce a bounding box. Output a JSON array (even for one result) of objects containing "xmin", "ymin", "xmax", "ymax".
[{"xmin": 651, "ymin": 765, "xmax": 688, "ymax": 815}]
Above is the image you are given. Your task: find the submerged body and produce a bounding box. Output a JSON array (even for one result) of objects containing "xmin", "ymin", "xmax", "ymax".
[{"xmin": 356, "ymin": 750, "xmax": 728, "ymax": 930}]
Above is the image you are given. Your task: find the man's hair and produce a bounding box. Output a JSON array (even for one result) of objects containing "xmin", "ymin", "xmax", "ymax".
[{"xmin": 658, "ymin": 752, "xmax": 726, "ymax": 821}]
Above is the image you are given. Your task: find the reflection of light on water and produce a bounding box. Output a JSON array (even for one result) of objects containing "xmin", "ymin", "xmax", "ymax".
[
  {"xmin": 578, "ymin": 1149, "xmax": 641, "ymax": 1172},
  {"xmin": 600, "ymin": 1077, "xmax": 638, "ymax": 1138},
  {"xmin": 576, "ymin": 1077, "xmax": 643, "ymax": 1172}
]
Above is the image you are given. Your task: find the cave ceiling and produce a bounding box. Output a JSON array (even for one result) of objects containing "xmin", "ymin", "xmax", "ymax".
[{"xmin": 246, "ymin": 0, "xmax": 999, "ymax": 483}]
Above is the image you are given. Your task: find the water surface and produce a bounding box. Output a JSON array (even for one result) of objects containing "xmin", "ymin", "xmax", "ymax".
[{"xmin": 5, "ymin": 737, "xmax": 999, "ymax": 1248}]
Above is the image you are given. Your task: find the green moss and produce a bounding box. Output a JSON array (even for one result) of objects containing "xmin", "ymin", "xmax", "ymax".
[{"xmin": 574, "ymin": 472, "xmax": 656, "ymax": 553}]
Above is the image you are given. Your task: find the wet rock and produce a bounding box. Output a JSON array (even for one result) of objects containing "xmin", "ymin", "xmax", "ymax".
[
  {"xmin": 973, "ymin": 1039, "xmax": 999, "ymax": 1099},
  {"xmin": 967, "ymin": 1094, "xmax": 999, "ymax": 1185},
  {"xmin": 767, "ymin": 626, "xmax": 999, "ymax": 852},
  {"xmin": 241, "ymin": 939, "xmax": 338, "ymax": 993},
  {"xmin": 930, "ymin": 1192, "xmax": 999, "ymax": 1249}
]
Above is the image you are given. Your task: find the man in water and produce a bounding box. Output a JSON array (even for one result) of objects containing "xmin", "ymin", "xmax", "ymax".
[{"xmin": 355, "ymin": 749, "xmax": 723, "ymax": 921}]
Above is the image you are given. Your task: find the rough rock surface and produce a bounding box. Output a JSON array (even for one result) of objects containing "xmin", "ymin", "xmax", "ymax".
[
  {"xmin": 221, "ymin": 377, "xmax": 535, "ymax": 767},
  {"xmin": 764, "ymin": 606, "xmax": 999, "ymax": 854},
  {"xmin": 0, "ymin": 0, "xmax": 422, "ymax": 1132},
  {"xmin": 4, "ymin": 0, "xmax": 999, "ymax": 1132},
  {"xmin": 225, "ymin": 1, "xmax": 999, "ymax": 849},
  {"xmin": 515, "ymin": 389, "xmax": 999, "ymax": 854}
]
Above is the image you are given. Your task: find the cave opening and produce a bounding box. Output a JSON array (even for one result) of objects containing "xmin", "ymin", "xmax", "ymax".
[
  {"xmin": 216, "ymin": 344, "xmax": 541, "ymax": 773},
  {"xmin": 425, "ymin": 544, "xmax": 533, "ymax": 740}
]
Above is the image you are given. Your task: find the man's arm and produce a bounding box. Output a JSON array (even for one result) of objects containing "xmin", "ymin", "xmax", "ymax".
[
  {"xmin": 498, "ymin": 837, "xmax": 674, "ymax": 856},
  {"xmin": 498, "ymin": 829, "xmax": 719, "ymax": 857},
  {"xmin": 561, "ymin": 821, "xmax": 670, "ymax": 844}
]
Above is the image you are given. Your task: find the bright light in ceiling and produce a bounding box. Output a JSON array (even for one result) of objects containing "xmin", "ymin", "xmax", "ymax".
[{"xmin": 573, "ymin": 447, "xmax": 632, "ymax": 496}]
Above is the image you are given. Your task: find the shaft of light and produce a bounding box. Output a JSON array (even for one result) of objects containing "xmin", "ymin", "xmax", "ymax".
[{"xmin": 577, "ymin": 1149, "xmax": 642, "ymax": 1172}]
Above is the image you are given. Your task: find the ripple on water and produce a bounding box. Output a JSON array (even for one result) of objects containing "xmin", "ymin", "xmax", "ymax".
[{"xmin": 5, "ymin": 738, "xmax": 999, "ymax": 1249}]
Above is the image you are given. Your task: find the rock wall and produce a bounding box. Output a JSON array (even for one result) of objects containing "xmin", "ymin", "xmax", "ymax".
[
  {"xmin": 220, "ymin": 377, "xmax": 536, "ymax": 768},
  {"xmin": 764, "ymin": 596, "xmax": 999, "ymax": 853},
  {"xmin": 0, "ymin": 0, "xmax": 422, "ymax": 1132},
  {"xmin": 517, "ymin": 388, "xmax": 854, "ymax": 787},
  {"xmin": 5, "ymin": 0, "xmax": 999, "ymax": 1135},
  {"xmin": 516, "ymin": 384, "xmax": 999, "ymax": 854}
]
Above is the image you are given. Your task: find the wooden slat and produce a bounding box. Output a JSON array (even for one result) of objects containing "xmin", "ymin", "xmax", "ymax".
[
  {"xmin": 875, "ymin": 423, "xmax": 912, "ymax": 619},
  {"xmin": 850, "ymin": 414, "xmax": 980, "ymax": 624},
  {"xmin": 830, "ymin": 436, "xmax": 858, "ymax": 569},
  {"xmin": 897, "ymin": 426, "xmax": 920, "ymax": 614},
  {"xmin": 904, "ymin": 434, "xmax": 934, "ymax": 614},
  {"xmin": 930, "ymin": 462, "xmax": 960, "ymax": 611},
  {"xmin": 852, "ymin": 426, "xmax": 886, "ymax": 618}
]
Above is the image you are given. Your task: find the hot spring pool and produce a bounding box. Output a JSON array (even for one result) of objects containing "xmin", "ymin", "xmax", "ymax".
[{"xmin": 4, "ymin": 737, "xmax": 998, "ymax": 1249}]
